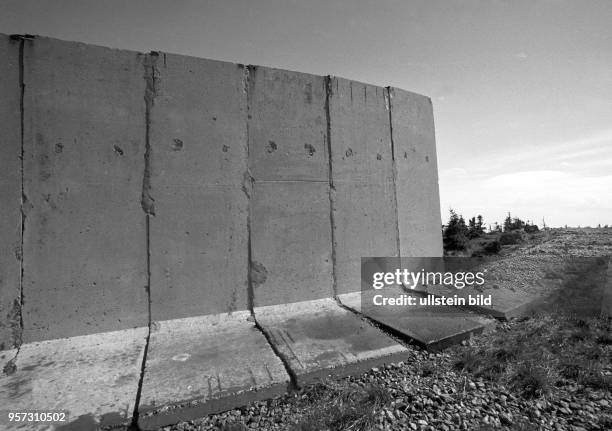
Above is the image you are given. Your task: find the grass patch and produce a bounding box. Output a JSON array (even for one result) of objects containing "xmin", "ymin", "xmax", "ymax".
[
  {"xmin": 291, "ymin": 380, "xmax": 391, "ymax": 431},
  {"xmin": 452, "ymin": 313, "xmax": 611, "ymax": 397}
]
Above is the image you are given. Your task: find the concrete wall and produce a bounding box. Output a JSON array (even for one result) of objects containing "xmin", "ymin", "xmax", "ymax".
[
  {"xmin": 0, "ymin": 34, "xmax": 442, "ymax": 346},
  {"xmin": 248, "ymin": 67, "xmax": 334, "ymax": 306},
  {"xmin": 148, "ymin": 53, "xmax": 249, "ymax": 321},
  {"xmin": 20, "ymin": 38, "xmax": 149, "ymax": 342},
  {"xmin": 0, "ymin": 37, "xmax": 22, "ymax": 350},
  {"xmin": 389, "ymin": 88, "xmax": 443, "ymax": 257},
  {"xmin": 329, "ymin": 78, "xmax": 399, "ymax": 295}
]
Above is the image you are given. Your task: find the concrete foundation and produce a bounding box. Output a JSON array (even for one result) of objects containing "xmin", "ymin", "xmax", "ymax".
[
  {"xmin": 0, "ymin": 327, "xmax": 147, "ymax": 430},
  {"xmin": 339, "ymin": 288, "xmax": 495, "ymax": 351},
  {"xmin": 138, "ymin": 312, "xmax": 289, "ymax": 429},
  {"xmin": 0, "ymin": 37, "xmax": 21, "ymax": 350},
  {"xmin": 21, "ymin": 37, "xmax": 148, "ymax": 342},
  {"xmin": 254, "ymin": 299, "xmax": 408, "ymax": 385}
]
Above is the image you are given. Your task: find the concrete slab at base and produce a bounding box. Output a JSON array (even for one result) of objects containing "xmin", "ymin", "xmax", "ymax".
[
  {"xmin": 138, "ymin": 311, "xmax": 289, "ymax": 430},
  {"xmin": 254, "ymin": 298, "xmax": 409, "ymax": 386},
  {"xmin": 339, "ymin": 288, "xmax": 494, "ymax": 351},
  {"xmin": 0, "ymin": 327, "xmax": 147, "ymax": 430}
]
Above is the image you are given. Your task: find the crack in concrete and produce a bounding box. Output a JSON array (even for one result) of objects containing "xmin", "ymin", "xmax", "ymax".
[
  {"xmin": 386, "ymin": 87, "xmax": 402, "ymax": 258},
  {"xmin": 3, "ymin": 34, "xmax": 36, "ymax": 372},
  {"xmin": 325, "ymin": 76, "xmax": 338, "ymax": 299},
  {"xmin": 130, "ymin": 51, "xmax": 159, "ymax": 430}
]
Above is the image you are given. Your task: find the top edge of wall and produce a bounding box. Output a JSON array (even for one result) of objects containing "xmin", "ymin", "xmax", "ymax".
[{"xmin": 1, "ymin": 32, "xmax": 430, "ymax": 99}]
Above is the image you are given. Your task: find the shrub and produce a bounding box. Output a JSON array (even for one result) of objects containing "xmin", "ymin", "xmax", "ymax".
[
  {"xmin": 499, "ymin": 231, "xmax": 523, "ymax": 245},
  {"xmin": 524, "ymin": 224, "xmax": 539, "ymax": 233},
  {"xmin": 443, "ymin": 209, "xmax": 469, "ymax": 251}
]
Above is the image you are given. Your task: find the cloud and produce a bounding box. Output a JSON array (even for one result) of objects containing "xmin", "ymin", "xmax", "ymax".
[
  {"xmin": 449, "ymin": 129, "xmax": 612, "ymax": 178},
  {"xmin": 440, "ymin": 169, "xmax": 612, "ymax": 227}
]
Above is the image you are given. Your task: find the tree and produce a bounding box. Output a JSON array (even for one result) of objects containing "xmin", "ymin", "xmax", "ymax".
[
  {"xmin": 443, "ymin": 209, "xmax": 469, "ymax": 251},
  {"xmin": 504, "ymin": 212, "xmax": 513, "ymax": 232},
  {"xmin": 476, "ymin": 215, "xmax": 484, "ymax": 234}
]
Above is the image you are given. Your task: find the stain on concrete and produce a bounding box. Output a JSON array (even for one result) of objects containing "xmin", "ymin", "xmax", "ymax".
[
  {"xmin": 57, "ymin": 413, "xmax": 98, "ymax": 431},
  {"xmin": 6, "ymin": 376, "xmax": 31, "ymax": 398},
  {"xmin": 304, "ymin": 143, "xmax": 316, "ymax": 157},
  {"xmin": 8, "ymin": 299, "xmax": 22, "ymax": 347},
  {"xmin": 250, "ymin": 261, "xmax": 268, "ymax": 288},
  {"xmin": 172, "ymin": 353, "xmax": 191, "ymax": 362},
  {"xmin": 267, "ymin": 141, "xmax": 277, "ymax": 153},
  {"xmin": 100, "ymin": 411, "xmax": 126, "ymax": 428},
  {"xmin": 13, "ymin": 243, "xmax": 22, "ymax": 261},
  {"xmin": 425, "ymin": 155, "xmax": 429, "ymax": 162},
  {"xmin": 43, "ymin": 193, "xmax": 57, "ymax": 209},
  {"xmin": 222, "ymin": 144, "xmax": 229, "ymax": 153},
  {"xmin": 142, "ymin": 53, "xmax": 158, "ymax": 216},
  {"xmin": 298, "ymin": 314, "xmax": 357, "ymax": 340},
  {"xmin": 54, "ymin": 142, "xmax": 64, "ymax": 153},
  {"xmin": 3, "ymin": 357, "xmax": 17, "ymax": 375},
  {"xmin": 376, "ymin": 153, "xmax": 382, "ymax": 160},
  {"xmin": 113, "ymin": 144, "xmax": 124, "ymax": 156},
  {"xmin": 314, "ymin": 350, "xmax": 342, "ymax": 364},
  {"xmin": 304, "ymin": 82, "xmax": 312, "ymax": 104},
  {"xmin": 241, "ymin": 171, "xmax": 253, "ymax": 199},
  {"xmin": 404, "ymin": 151, "xmax": 408, "ymax": 159},
  {"xmin": 227, "ymin": 289, "xmax": 238, "ymax": 313},
  {"xmin": 345, "ymin": 148, "xmax": 353, "ymax": 158},
  {"xmin": 171, "ymin": 138, "xmax": 183, "ymax": 151}
]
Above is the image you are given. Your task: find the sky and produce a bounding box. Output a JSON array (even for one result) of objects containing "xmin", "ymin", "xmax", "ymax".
[{"xmin": 2, "ymin": 0, "xmax": 611, "ymax": 228}]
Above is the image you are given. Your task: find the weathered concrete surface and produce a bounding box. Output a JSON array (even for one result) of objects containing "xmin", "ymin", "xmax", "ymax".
[
  {"xmin": 254, "ymin": 298, "xmax": 408, "ymax": 385},
  {"xmin": 0, "ymin": 327, "xmax": 147, "ymax": 430},
  {"xmin": 250, "ymin": 182, "xmax": 333, "ymax": 306},
  {"xmin": 149, "ymin": 53, "xmax": 249, "ymax": 320},
  {"xmin": 389, "ymin": 88, "xmax": 443, "ymax": 257},
  {"xmin": 21, "ymin": 37, "xmax": 148, "ymax": 341},
  {"xmin": 329, "ymin": 78, "xmax": 398, "ymax": 295},
  {"xmin": 138, "ymin": 311, "xmax": 289, "ymax": 430},
  {"xmin": 248, "ymin": 67, "xmax": 333, "ymax": 306},
  {"xmin": 339, "ymin": 288, "xmax": 494, "ymax": 351},
  {"xmin": 0, "ymin": 36, "xmax": 22, "ymax": 350},
  {"xmin": 0, "ymin": 349, "xmax": 17, "ymax": 373},
  {"xmin": 248, "ymin": 67, "xmax": 328, "ymax": 182}
]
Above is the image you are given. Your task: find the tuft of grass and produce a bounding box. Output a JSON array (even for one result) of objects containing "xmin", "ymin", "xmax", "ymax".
[
  {"xmin": 291, "ymin": 381, "xmax": 390, "ymax": 431},
  {"xmin": 418, "ymin": 360, "xmax": 437, "ymax": 377},
  {"xmin": 510, "ymin": 363, "xmax": 552, "ymax": 398}
]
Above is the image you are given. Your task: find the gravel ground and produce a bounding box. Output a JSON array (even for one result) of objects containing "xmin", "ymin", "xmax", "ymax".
[
  {"xmin": 155, "ymin": 228, "xmax": 611, "ymax": 431},
  {"xmin": 161, "ymin": 339, "xmax": 611, "ymax": 430}
]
